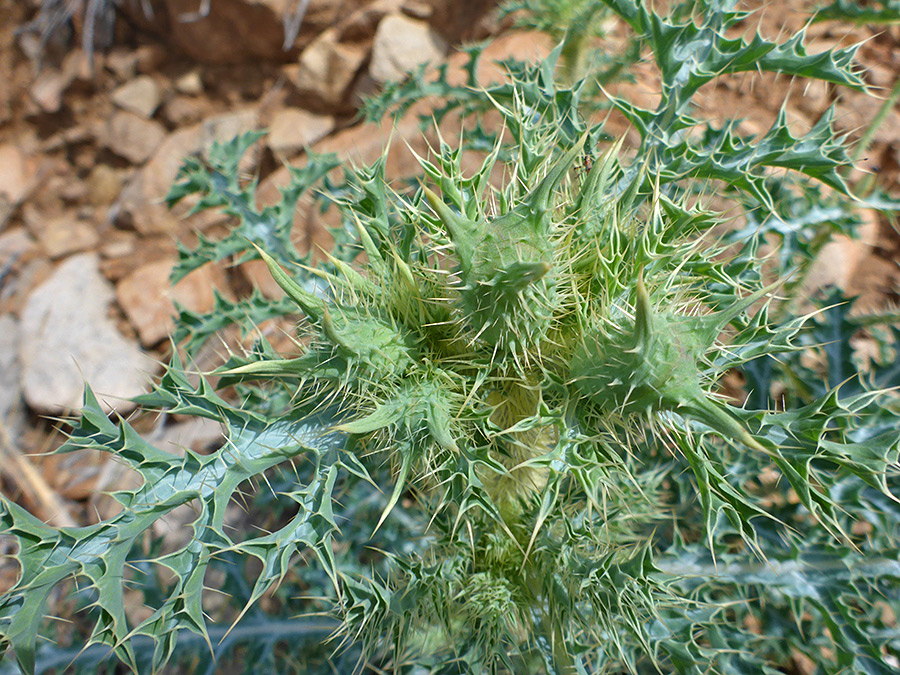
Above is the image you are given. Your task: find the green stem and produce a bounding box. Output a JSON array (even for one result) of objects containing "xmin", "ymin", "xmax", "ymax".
[{"xmin": 551, "ymin": 620, "xmax": 576, "ymax": 675}]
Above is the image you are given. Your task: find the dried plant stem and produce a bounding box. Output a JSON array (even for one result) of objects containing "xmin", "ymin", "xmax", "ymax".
[{"xmin": 0, "ymin": 419, "xmax": 76, "ymax": 528}]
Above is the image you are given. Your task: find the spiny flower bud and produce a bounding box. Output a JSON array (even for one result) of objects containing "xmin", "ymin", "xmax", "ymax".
[
  {"xmin": 249, "ymin": 243, "xmax": 415, "ymax": 379},
  {"xmin": 571, "ymin": 274, "xmax": 768, "ymax": 453},
  {"xmin": 424, "ymin": 137, "xmax": 587, "ymax": 358}
]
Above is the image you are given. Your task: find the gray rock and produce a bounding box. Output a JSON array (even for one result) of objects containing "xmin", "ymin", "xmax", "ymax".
[
  {"xmin": 0, "ymin": 315, "xmax": 25, "ymax": 436},
  {"xmin": 19, "ymin": 254, "xmax": 157, "ymax": 414}
]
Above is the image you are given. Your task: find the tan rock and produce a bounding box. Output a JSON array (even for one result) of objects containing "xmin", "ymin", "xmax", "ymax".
[
  {"xmin": 135, "ymin": 44, "xmax": 169, "ymax": 74},
  {"xmin": 174, "ymin": 70, "xmax": 204, "ymax": 96},
  {"xmin": 290, "ymin": 30, "xmax": 368, "ymax": 109},
  {"xmin": 86, "ymin": 164, "xmax": 124, "ymax": 205},
  {"xmin": 104, "ymin": 111, "xmax": 167, "ymax": 164},
  {"xmin": 198, "ymin": 108, "xmax": 260, "ymax": 155},
  {"xmin": 116, "ymin": 257, "xmax": 233, "ymax": 346},
  {"xmin": 313, "ymin": 106, "xmax": 427, "ymax": 179},
  {"xmin": 0, "ymin": 145, "xmax": 32, "ymax": 204},
  {"xmin": 111, "ymin": 75, "xmax": 162, "ymax": 119},
  {"xmin": 338, "ymin": 0, "xmax": 403, "ymax": 41},
  {"xmin": 239, "ymin": 258, "xmax": 285, "ymax": 299},
  {"xmin": 61, "ymin": 49, "xmax": 96, "ymax": 84},
  {"xmin": 162, "ymin": 96, "xmax": 208, "ymax": 126},
  {"xmin": 445, "ymin": 31, "xmax": 553, "ymax": 88},
  {"xmin": 29, "ymin": 69, "xmax": 71, "ymax": 114},
  {"xmin": 115, "ymin": 109, "xmax": 259, "ymax": 234},
  {"xmin": 100, "ymin": 236, "xmax": 176, "ymax": 281},
  {"xmin": 401, "ymin": 0, "xmax": 432, "ymax": 18},
  {"xmin": 0, "ymin": 144, "xmax": 36, "ymax": 226},
  {"xmin": 98, "ymin": 229, "xmax": 137, "ymax": 260},
  {"xmin": 105, "ymin": 48, "xmax": 139, "ymax": 80},
  {"xmin": 801, "ymin": 212, "xmax": 881, "ymax": 307},
  {"xmin": 33, "ymin": 213, "xmax": 101, "ymax": 259},
  {"xmin": 369, "ymin": 13, "xmax": 447, "ymax": 84},
  {"xmin": 266, "ymin": 108, "xmax": 335, "ymax": 157}
]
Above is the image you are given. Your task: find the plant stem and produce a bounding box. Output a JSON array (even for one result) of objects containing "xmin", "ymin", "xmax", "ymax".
[{"xmin": 552, "ymin": 620, "xmax": 577, "ymax": 675}]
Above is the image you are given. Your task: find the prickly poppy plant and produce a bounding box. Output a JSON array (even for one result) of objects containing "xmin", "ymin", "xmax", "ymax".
[{"xmin": 3, "ymin": 1, "xmax": 900, "ymax": 673}]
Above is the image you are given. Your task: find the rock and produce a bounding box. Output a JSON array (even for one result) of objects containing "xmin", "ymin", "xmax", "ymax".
[
  {"xmin": 129, "ymin": 0, "xmax": 368, "ymax": 65},
  {"xmin": 197, "ymin": 108, "xmax": 260, "ymax": 153},
  {"xmin": 289, "ymin": 29, "xmax": 368, "ymax": 109},
  {"xmin": 86, "ymin": 164, "xmax": 124, "ymax": 205},
  {"xmin": 239, "ymin": 258, "xmax": 286, "ymax": 299},
  {"xmin": 255, "ymin": 103, "xmax": 426, "ymax": 255},
  {"xmin": 802, "ymin": 213, "xmax": 881, "ymax": 306},
  {"xmin": 114, "ymin": 108, "xmax": 259, "ymax": 234},
  {"xmin": 105, "ymin": 48, "xmax": 139, "ymax": 80},
  {"xmin": 0, "ymin": 315, "xmax": 25, "ymax": 437},
  {"xmin": 266, "ymin": 108, "xmax": 334, "ymax": 157},
  {"xmin": 58, "ymin": 179, "xmax": 89, "ymax": 205},
  {"xmin": 61, "ymin": 49, "xmax": 95, "ymax": 84},
  {"xmin": 312, "ymin": 104, "xmax": 427, "ymax": 178},
  {"xmin": 116, "ymin": 257, "xmax": 233, "ymax": 347},
  {"xmin": 337, "ymin": 0, "xmax": 403, "ymax": 41},
  {"xmin": 32, "ymin": 212, "xmax": 101, "ymax": 259},
  {"xmin": 111, "ymin": 75, "xmax": 161, "ymax": 119},
  {"xmin": 19, "ymin": 254, "xmax": 156, "ymax": 414},
  {"xmin": 135, "ymin": 44, "xmax": 169, "ymax": 74},
  {"xmin": 400, "ymin": 0, "xmax": 432, "ymax": 18},
  {"xmin": 0, "ymin": 145, "xmax": 36, "ymax": 228},
  {"xmin": 174, "ymin": 70, "xmax": 204, "ymax": 96},
  {"xmin": 98, "ymin": 230, "xmax": 138, "ymax": 260},
  {"xmin": 29, "ymin": 69, "xmax": 71, "ymax": 114},
  {"xmin": 100, "ymin": 236, "xmax": 176, "ymax": 281},
  {"xmin": 0, "ymin": 145, "xmax": 33, "ymax": 206},
  {"xmin": 162, "ymin": 96, "xmax": 208, "ymax": 126},
  {"xmin": 104, "ymin": 111, "xmax": 167, "ymax": 164},
  {"xmin": 369, "ymin": 13, "xmax": 447, "ymax": 84},
  {"xmin": 420, "ymin": 0, "xmax": 496, "ymax": 42},
  {"xmin": 0, "ymin": 228, "xmax": 39, "ymax": 268},
  {"xmin": 448, "ymin": 30, "xmax": 553, "ymax": 88}
]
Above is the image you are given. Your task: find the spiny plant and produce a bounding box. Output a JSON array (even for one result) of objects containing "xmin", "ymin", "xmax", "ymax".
[
  {"xmin": 498, "ymin": 0, "xmax": 625, "ymax": 83},
  {"xmin": 814, "ymin": 0, "xmax": 900, "ymax": 24},
  {"xmin": 3, "ymin": 0, "xmax": 900, "ymax": 673}
]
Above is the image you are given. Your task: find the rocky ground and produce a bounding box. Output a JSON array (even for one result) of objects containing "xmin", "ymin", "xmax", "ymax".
[{"xmin": 0, "ymin": 0, "xmax": 898, "ymax": 554}]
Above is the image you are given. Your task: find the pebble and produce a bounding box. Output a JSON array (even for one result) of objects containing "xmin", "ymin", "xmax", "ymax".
[{"xmin": 111, "ymin": 75, "xmax": 161, "ymax": 119}]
